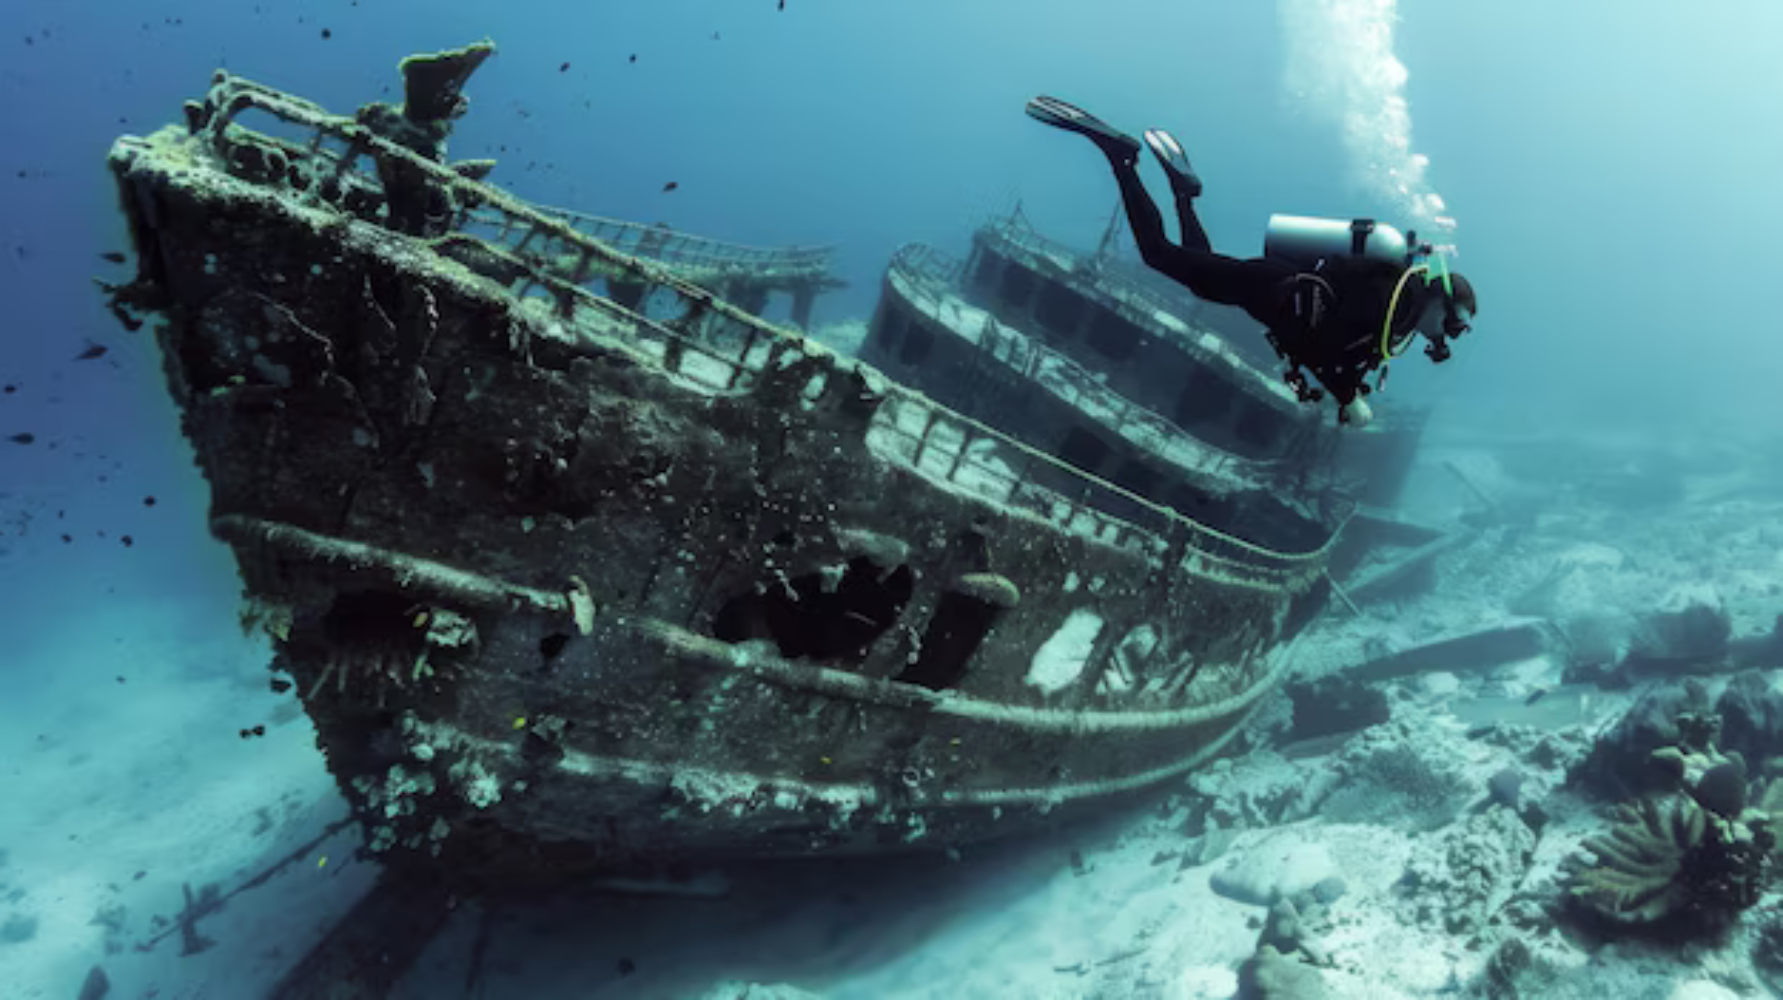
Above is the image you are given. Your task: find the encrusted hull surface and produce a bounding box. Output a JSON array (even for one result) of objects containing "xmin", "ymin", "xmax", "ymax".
[{"xmin": 108, "ymin": 66, "xmax": 1346, "ymax": 883}]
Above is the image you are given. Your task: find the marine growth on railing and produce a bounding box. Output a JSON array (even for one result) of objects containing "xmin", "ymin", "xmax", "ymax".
[{"xmin": 187, "ymin": 71, "xmax": 1339, "ymax": 596}]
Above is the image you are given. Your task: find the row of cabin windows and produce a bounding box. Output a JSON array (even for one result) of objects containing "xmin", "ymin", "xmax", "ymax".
[
  {"xmin": 1060, "ymin": 427, "xmax": 1217, "ymax": 513},
  {"xmin": 880, "ymin": 284, "xmax": 1139, "ymax": 375},
  {"xmin": 983, "ymin": 252, "xmax": 1289, "ymax": 454},
  {"xmin": 982, "ymin": 254, "xmax": 1143, "ymax": 363},
  {"xmin": 874, "ymin": 309, "xmax": 936, "ymax": 366},
  {"xmin": 879, "ymin": 301, "xmax": 1285, "ymax": 461},
  {"xmin": 881, "ymin": 304, "xmax": 1282, "ymax": 449}
]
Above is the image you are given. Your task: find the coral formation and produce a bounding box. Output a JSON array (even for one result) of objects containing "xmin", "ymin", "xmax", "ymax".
[
  {"xmin": 1399, "ymin": 805, "xmax": 1536, "ymax": 934},
  {"xmin": 1318, "ymin": 720, "xmax": 1469, "ymax": 832},
  {"xmin": 1564, "ymin": 673, "xmax": 1783, "ymax": 943},
  {"xmin": 1567, "ymin": 788, "xmax": 1772, "ymax": 938}
]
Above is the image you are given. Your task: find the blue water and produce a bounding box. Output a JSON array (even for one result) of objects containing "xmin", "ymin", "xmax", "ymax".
[{"xmin": 3, "ymin": 1, "xmax": 1782, "ymax": 996}]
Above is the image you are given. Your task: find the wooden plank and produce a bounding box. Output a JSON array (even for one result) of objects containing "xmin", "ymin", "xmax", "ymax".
[
  {"xmin": 1343, "ymin": 530, "xmax": 1471, "ymax": 605},
  {"xmin": 1347, "ymin": 506, "xmax": 1449, "ymax": 549},
  {"xmin": 1349, "ymin": 619, "xmax": 1560, "ymax": 683}
]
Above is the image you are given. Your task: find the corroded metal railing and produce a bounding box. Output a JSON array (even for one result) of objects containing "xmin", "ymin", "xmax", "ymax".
[
  {"xmin": 191, "ymin": 71, "xmax": 1340, "ymax": 594},
  {"xmin": 990, "ymin": 218, "xmax": 1188, "ymax": 324},
  {"xmin": 895, "ymin": 243, "xmax": 1259, "ymax": 479},
  {"xmin": 466, "ymin": 204, "xmax": 834, "ymax": 277},
  {"xmin": 881, "ymin": 247, "xmax": 1340, "ymax": 587}
]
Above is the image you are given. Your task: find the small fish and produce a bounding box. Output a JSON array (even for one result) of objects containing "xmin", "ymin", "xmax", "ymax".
[
  {"xmin": 559, "ymin": 61, "xmax": 570, "ymax": 72},
  {"xmin": 99, "ymin": 251, "xmax": 127, "ymax": 264},
  {"xmin": 712, "ymin": 31, "xmax": 720, "ymax": 40},
  {"xmin": 1523, "ymin": 687, "xmax": 1548, "ymax": 706},
  {"xmin": 628, "ymin": 53, "xmax": 637, "ymax": 64},
  {"xmin": 74, "ymin": 343, "xmax": 108, "ymax": 361},
  {"xmin": 7, "ymin": 432, "xmax": 34, "ymax": 445},
  {"xmin": 779, "ymin": 0, "xmax": 785, "ymax": 8},
  {"xmin": 662, "ymin": 181, "xmax": 679, "ymax": 193}
]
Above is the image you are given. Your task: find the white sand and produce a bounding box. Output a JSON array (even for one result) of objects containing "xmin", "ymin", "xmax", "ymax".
[{"xmin": 3, "ymin": 433, "xmax": 1780, "ymax": 999}]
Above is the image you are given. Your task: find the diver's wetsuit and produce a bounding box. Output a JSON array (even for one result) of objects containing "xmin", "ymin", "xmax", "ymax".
[{"xmin": 1103, "ymin": 149, "xmax": 1420, "ymax": 407}]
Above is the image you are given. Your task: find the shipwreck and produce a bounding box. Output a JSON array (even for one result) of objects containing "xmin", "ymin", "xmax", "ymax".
[{"xmin": 103, "ymin": 41, "xmax": 1430, "ymax": 906}]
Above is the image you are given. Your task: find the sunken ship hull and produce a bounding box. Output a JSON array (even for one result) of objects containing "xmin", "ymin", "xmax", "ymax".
[
  {"xmin": 106, "ymin": 57, "xmax": 1346, "ymax": 884},
  {"xmin": 864, "ymin": 220, "xmax": 1430, "ymax": 585}
]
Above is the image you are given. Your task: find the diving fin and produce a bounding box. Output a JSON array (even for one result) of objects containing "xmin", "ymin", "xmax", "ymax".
[
  {"xmin": 1025, "ymin": 96, "xmax": 1140, "ymax": 163},
  {"xmin": 1144, "ymin": 129, "xmax": 1202, "ymax": 199}
]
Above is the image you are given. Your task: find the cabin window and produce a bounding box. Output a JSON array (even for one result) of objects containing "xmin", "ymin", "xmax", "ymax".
[
  {"xmin": 898, "ymin": 318, "xmax": 935, "ymax": 366},
  {"xmin": 872, "ymin": 310, "xmax": 905, "ymax": 351},
  {"xmin": 1059, "ymin": 426, "xmax": 1111, "ymax": 475},
  {"xmin": 999, "ymin": 263, "xmax": 1036, "ymax": 311},
  {"xmin": 1034, "ymin": 283, "xmax": 1086, "ymax": 337},
  {"xmin": 971, "ymin": 253, "xmax": 1000, "ymax": 296},
  {"xmin": 1167, "ymin": 482, "xmax": 1214, "ymax": 512},
  {"xmin": 1234, "ymin": 401, "xmax": 1280, "ymax": 452},
  {"xmin": 1173, "ymin": 366, "xmax": 1227, "ymax": 427},
  {"xmin": 1086, "ymin": 311, "xmax": 1140, "ymax": 361},
  {"xmin": 1110, "ymin": 459, "xmax": 1162, "ymax": 498}
]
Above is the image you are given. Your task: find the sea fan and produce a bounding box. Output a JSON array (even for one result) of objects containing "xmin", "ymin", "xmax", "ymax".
[{"xmin": 1569, "ymin": 792, "xmax": 1769, "ymax": 938}]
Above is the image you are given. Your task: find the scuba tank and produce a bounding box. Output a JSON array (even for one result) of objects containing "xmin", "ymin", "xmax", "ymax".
[
  {"xmin": 1264, "ymin": 215, "xmax": 1415, "ymax": 268},
  {"xmin": 1261, "ymin": 215, "xmax": 1451, "ymax": 418}
]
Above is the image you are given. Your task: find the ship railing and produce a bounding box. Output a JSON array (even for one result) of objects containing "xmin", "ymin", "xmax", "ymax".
[
  {"xmin": 893, "ymin": 242, "xmax": 964, "ymax": 291},
  {"xmin": 982, "ymin": 223, "xmax": 1300, "ymax": 414},
  {"xmin": 863, "ymin": 386, "xmax": 1342, "ymax": 590},
  {"xmin": 190, "ymin": 72, "xmax": 1336, "ymax": 593},
  {"xmin": 194, "ymin": 73, "xmax": 828, "ymax": 370},
  {"xmin": 993, "ymin": 313, "xmax": 1252, "ymax": 481},
  {"xmin": 893, "ymin": 245, "xmax": 1262, "ymax": 484},
  {"xmin": 463, "ymin": 204, "xmax": 835, "ymax": 277},
  {"xmin": 989, "ymin": 222, "xmax": 1223, "ymax": 344}
]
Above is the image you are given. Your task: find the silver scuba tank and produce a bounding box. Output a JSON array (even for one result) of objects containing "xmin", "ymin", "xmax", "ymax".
[{"xmin": 1264, "ymin": 215, "xmax": 1411, "ymax": 267}]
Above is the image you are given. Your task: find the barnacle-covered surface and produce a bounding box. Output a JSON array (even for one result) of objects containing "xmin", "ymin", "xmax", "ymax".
[{"xmin": 104, "ymin": 46, "xmax": 1369, "ymax": 887}]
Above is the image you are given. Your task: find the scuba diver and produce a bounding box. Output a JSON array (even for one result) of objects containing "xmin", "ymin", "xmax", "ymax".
[{"xmin": 1025, "ymin": 95, "xmax": 1477, "ymax": 425}]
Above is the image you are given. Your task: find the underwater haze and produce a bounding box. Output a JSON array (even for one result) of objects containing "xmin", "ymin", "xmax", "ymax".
[{"xmin": 4, "ymin": 0, "xmax": 1783, "ymax": 998}]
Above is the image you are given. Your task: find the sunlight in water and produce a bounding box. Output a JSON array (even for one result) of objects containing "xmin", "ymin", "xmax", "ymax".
[{"xmin": 1278, "ymin": 0, "xmax": 1456, "ymax": 247}]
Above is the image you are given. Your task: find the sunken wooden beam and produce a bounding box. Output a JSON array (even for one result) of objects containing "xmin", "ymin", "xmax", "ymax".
[
  {"xmin": 1343, "ymin": 531, "xmax": 1472, "ymax": 606},
  {"xmin": 1348, "ymin": 618, "xmax": 1561, "ymax": 683}
]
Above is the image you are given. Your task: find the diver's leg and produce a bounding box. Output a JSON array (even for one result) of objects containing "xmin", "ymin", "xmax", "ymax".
[
  {"xmin": 1107, "ymin": 155, "xmax": 1286, "ymax": 312},
  {"xmin": 1170, "ymin": 186, "xmax": 1211, "ymax": 254},
  {"xmin": 1026, "ymin": 97, "xmax": 1288, "ymax": 314},
  {"xmin": 1142, "ymin": 129, "xmax": 1209, "ymax": 251}
]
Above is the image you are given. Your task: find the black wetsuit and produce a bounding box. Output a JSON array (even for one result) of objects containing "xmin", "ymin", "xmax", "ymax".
[{"xmin": 1105, "ymin": 150, "xmax": 1424, "ymax": 407}]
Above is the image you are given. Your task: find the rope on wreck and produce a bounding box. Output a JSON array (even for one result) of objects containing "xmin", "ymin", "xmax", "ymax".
[{"xmin": 210, "ymin": 515, "xmax": 596, "ymax": 634}]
